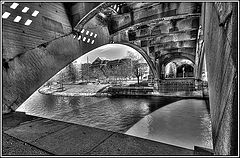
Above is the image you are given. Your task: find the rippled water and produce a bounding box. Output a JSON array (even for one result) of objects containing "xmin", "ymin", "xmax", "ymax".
[
  {"xmin": 17, "ymin": 91, "xmax": 181, "ymax": 132},
  {"xmin": 125, "ymin": 99, "xmax": 213, "ymax": 149},
  {"xmin": 17, "ymin": 91, "xmax": 213, "ymax": 149}
]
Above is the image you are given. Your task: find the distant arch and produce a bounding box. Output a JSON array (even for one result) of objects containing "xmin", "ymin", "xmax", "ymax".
[
  {"xmin": 176, "ymin": 64, "xmax": 194, "ymax": 77},
  {"xmin": 160, "ymin": 53, "xmax": 195, "ymax": 66}
]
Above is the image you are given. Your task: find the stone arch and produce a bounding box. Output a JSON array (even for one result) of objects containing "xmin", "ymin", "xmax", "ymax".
[
  {"xmin": 112, "ymin": 42, "xmax": 158, "ymax": 79},
  {"xmin": 159, "ymin": 54, "xmax": 195, "ymax": 79},
  {"xmin": 160, "ymin": 53, "xmax": 195, "ymax": 66},
  {"xmin": 176, "ymin": 64, "xmax": 194, "ymax": 77},
  {"xmin": 74, "ymin": 2, "xmax": 113, "ymax": 30}
]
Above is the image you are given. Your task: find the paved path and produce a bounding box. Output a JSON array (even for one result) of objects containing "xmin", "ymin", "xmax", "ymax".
[{"xmin": 3, "ymin": 112, "xmax": 194, "ymax": 156}]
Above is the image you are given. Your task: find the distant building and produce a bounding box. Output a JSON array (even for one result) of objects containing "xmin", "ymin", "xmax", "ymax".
[{"xmin": 81, "ymin": 57, "xmax": 133, "ymax": 82}]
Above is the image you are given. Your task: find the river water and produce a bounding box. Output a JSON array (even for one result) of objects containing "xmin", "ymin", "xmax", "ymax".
[{"xmin": 17, "ymin": 91, "xmax": 213, "ymax": 150}]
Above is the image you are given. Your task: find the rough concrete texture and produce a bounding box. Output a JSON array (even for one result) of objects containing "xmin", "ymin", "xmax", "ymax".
[
  {"xmin": 2, "ymin": 2, "xmax": 200, "ymax": 111},
  {"xmin": 3, "ymin": 13, "xmax": 109, "ymax": 111},
  {"xmin": 2, "ymin": 2, "xmax": 72, "ymax": 59},
  {"xmin": 87, "ymin": 132, "xmax": 193, "ymax": 155},
  {"xmin": 2, "ymin": 112, "xmax": 51, "ymax": 156},
  {"xmin": 110, "ymin": 2, "xmax": 200, "ymax": 77},
  {"xmin": 4, "ymin": 119, "xmax": 72, "ymax": 143},
  {"xmin": 111, "ymin": 2, "xmax": 200, "ymax": 31},
  {"xmin": 203, "ymin": 2, "xmax": 238, "ymax": 155},
  {"xmin": 4, "ymin": 115, "xmax": 194, "ymax": 156},
  {"xmin": 2, "ymin": 112, "xmax": 39, "ymax": 131},
  {"xmin": 31, "ymin": 125, "xmax": 114, "ymax": 155},
  {"xmin": 2, "ymin": 133, "xmax": 51, "ymax": 156}
]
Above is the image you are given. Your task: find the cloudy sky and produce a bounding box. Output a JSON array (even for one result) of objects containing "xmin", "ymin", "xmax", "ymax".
[{"xmin": 74, "ymin": 44, "xmax": 141, "ymax": 64}]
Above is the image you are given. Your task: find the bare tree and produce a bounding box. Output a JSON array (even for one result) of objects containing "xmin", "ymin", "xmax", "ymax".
[
  {"xmin": 126, "ymin": 51, "xmax": 146, "ymax": 85},
  {"xmin": 67, "ymin": 63, "xmax": 77, "ymax": 83}
]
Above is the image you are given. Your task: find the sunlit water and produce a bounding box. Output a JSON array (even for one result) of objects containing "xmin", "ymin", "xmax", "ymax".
[
  {"xmin": 125, "ymin": 99, "xmax": 213, "ymax": 149},
  {"xmin": 17, "ymin": 91, "xmax": 212, "ymax": 150}
]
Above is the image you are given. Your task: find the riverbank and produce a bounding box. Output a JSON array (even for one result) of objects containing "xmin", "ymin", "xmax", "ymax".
[
  {"xmin": 38, "ymin": 84, "xmax": 111, "ymax": 97},
  {"xmin": 3, "ymin": 112, "xmax": 196, "ymax": 156},
  {"xmin": 38, "ymin": 83, "xmax": 204, "ymax": 98}
]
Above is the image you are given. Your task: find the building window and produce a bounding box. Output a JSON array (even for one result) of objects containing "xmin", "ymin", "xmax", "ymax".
[
  {"xmin": 149, "ymin": 46, "xmax": 155, "ymax": 54},
  {"xmin": 140, "ymin": 28, "xmax": 148, "ymax": 36},
  {"xmin": 141, "ymin": 40, "xmax": 148, "ymax": 47},
  {"xmin": 128, "ymin": 30, "xmax": 136, "ymax": 41}
]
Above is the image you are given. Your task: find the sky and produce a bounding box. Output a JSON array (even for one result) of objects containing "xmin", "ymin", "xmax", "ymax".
[{"xmin": 74, "ymin": 44, "xmax": 142, "ymax": 64}]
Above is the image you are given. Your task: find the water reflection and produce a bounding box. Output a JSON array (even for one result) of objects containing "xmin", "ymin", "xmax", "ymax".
[
  {"xmin": 17, "ymin": 92, "xmax": 180, "ymax": 133},
  {"xmin": 17, "ymin": 92, "xmax": 212, "ymax": 149},
  {"xmin": 125, "ymin": 99, "xmax": 213, "ymax": 150}
]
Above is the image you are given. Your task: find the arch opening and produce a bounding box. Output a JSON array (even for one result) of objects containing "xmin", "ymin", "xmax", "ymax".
[
  {"xmin": 164, "ymin": 58, "xmax": 194, "ymax": 79},
  {"xmin": 31, "ymin": 43, "xmax": 157, "ymax": 95}
]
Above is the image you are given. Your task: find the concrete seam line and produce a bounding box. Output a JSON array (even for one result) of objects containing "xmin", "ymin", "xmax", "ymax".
[
  {"xmin": 84, "ymin": 132, "xmax": 115, "ymax": 155},
  {"xmin": 29, "ymin": 123, "xmax": 73, "ymax": 144},
  {"xmin": 19, "ymin": 117, "xmax": 44, "ymax": 126},
  {"xmin": 2, "ymin": 133, "xmax": 54, "ymax": 156},
  {"xmin": 214, "ymin": 48, "xmax": 234, "ymax": 139}
]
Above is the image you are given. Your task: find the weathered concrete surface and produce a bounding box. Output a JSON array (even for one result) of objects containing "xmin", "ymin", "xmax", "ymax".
[
  {"xmin": 3, "ymin": 13, "xmax": 110, "ymax": 112},
  {"xmin": 5, "ymin": 119, "xmax": 72, "ymax": 143},
  {"xmin": 3, "ymin": 113, "xmax": 195, "ymax": 156},
  {"xmin": 2, "ymin": 133, "xmax": 52, "ymax": 156},
  {"xmin": 2, "ymin": 2, "xmax": 72, "ymax": 59},
  {"xmin": 203, "ymin": 2, "xmax": 238, "ymax": 155},
  {"xmin": 2, "ymin": 112, "xmax": 39, "ymax": 131},
  {"xmin": 109, "ymin": 2, "xmax": 201, "ymax": 79},
  {"xmin": 88, "ymin": 132, "xmax": 193, "ymax": 155},
  {"xmin": 194, "ymin": 146, "xmax": 214, "ymax": 155},
  {"xmin": 2, "ymin": 112, "xmax": 51, "ymax": 156},
  {"xmin": 30, "ymin": 125, "xmax": 114, "ymax": 155},
  {"xmin": 2, "ymin": 2, "xmax": 201, "ymax": 111}
]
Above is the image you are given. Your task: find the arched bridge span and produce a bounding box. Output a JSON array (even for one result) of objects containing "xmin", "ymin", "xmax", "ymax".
[{"xmin": 3, "ymin": 2, "xmax": 199, "ymax": 111}]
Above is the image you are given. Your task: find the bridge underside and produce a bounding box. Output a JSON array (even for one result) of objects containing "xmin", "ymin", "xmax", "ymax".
[
  {"xmin": 2, "ymin": 2, "xmax": 238, "ymax": 156},
  {"xmin": 2, "ymin": 2, "xmax": 201, "ymax": 111}
]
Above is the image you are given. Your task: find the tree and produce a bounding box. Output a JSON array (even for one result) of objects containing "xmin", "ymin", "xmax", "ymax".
[
  {"xmin": 67, "ymin": 63, "xmax": 77, "ymax": 83},
  {"xmin": 81, "ymin": 63, "xmax": 91, "ymax": 82},
  {"xmin": 126, "ymin": 51, "xmax": 146, "ymax": 85}
]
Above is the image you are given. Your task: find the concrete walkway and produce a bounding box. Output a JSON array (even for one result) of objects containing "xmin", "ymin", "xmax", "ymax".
[{"xmin": 3, "ymin": 112, "xmax": 195, "ymax": 156}]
